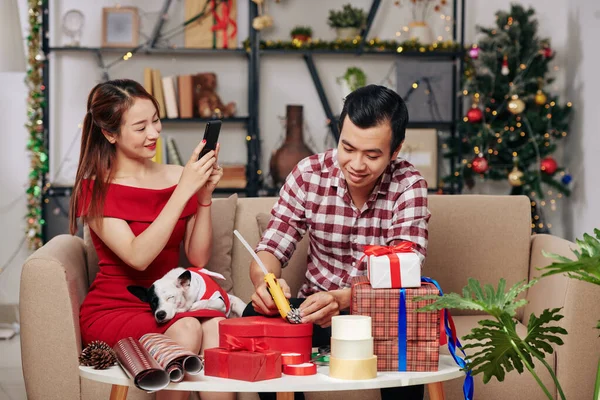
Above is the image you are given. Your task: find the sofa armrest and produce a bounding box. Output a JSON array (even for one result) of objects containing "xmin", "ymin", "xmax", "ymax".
[
  {"xmin": 524, "ymin": 233, "xmax": 600, "ymax": 399},
  {"xmin": 20, "ymin": 234, "xmax": 89, "ymax": 400}
]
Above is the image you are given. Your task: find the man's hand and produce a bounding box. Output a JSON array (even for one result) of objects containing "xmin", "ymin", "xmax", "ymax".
[
  {"xmin": 298, "ymin": 292, "xmax": 340, "ymax": 328},
  {"xmin": 251, "ymin": 278, "xmax": 291, "ymax": 316}
]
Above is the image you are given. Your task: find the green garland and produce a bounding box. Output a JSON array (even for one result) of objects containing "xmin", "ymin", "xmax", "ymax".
[
  {"xmin": 243, "ymin": 37, "xmax": 461, "ymax": 53},
  {"xmin": 25, "ymin": 0, "xmax": 48, "ymax": 250}
]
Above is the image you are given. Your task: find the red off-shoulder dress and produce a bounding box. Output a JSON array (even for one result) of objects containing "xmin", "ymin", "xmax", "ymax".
[{"xmin": 78, "ymin": 180, "xmax": 226, "ymax": 347}]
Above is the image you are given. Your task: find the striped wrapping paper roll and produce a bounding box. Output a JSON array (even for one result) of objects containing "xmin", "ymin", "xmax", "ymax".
[{"xmin": 140, "ymin": 333, "xmax": 204, "ymax": 382}]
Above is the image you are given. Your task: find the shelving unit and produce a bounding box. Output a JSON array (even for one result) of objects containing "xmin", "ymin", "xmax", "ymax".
[
  {"xmin": 40, "ymin": 0, "xmax": 466, "ymax": 243},
  {"xmin": 40, "ymin": 1, "xmax": 263, "ymax": 242}
]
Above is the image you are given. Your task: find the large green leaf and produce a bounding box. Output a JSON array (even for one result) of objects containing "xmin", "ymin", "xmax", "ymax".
[
  {"xmin": 461, "ymin": 309, "xmax": 566, "ymax": 383},
  {"xmin": 416, "ymin": 278, "xmax": 537, "ymax": 319},
  {"xmin": 540, "ymin": 228, "xmax": 600, "ymax": 286}
]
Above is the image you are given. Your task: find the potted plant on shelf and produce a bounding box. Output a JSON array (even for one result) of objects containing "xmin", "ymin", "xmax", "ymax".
[
  {"xmin": 290, "ymin": 26, "xmax": 313, "ymax": 44},
  {"xmin": 327, "ymin": 3, "xmax": 366, "ymax": 40},
  {"xmin": 337, "ymin": 67, "xmax": 367, "ymax": 98}
]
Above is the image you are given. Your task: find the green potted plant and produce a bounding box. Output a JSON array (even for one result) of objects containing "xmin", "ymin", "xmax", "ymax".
[
  {"xmin": 417, "ymin": 228, "xmax": 600, "ymax": 400},
  {"xmin": 540, "ymin": 229, "xmax": 600, "ymax": 399},
  {"xmin": 290, "ymin": 26, "xmax": 313, "ymax": 44},
  {"xmin": 327, "ymin": 3, "xmax": 366, "ymax": 40},
  {"xmin": 337, "ymin": 67, "xmax": 367, "ymax": 97}
]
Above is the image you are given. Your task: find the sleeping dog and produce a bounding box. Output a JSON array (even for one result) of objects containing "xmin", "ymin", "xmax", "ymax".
[{"xmin": 128, "ymin": 267, "xmax": 246, "ymax": 324}]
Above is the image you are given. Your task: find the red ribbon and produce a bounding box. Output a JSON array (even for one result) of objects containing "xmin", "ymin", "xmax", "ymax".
[
  {"xmin": 362, "ymin": 241, "xmax": 415, "ymax": 256},
  {"xmin": 361, "ymin": 242, "xmax": 415, "ymax": 288},
  {"xmin": 222, "ymin": 335, "xmax": 269, "ymax": 353},
  {"xmin": 211, "ymin": 0, "xmax": 238, "ymax": 49}
]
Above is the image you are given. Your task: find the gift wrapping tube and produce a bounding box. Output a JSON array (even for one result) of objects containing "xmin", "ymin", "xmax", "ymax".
[{"xmin": 183, "ymin": 355, "xmax": 203, "ymax": 375}]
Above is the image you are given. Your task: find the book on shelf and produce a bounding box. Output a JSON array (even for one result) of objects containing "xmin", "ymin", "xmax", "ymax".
[{"xmin": 113, "ymin": 333, "xmax": 203, "ymax": 392}]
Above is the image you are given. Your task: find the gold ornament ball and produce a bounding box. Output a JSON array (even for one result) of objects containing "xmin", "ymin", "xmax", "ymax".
[
  {"xmin": 508, "ymin": 167, "xmax": 524, "ymax": 186},
  {"xmin": 508, "ymin": 97, "xmax": 526, "ymax": 114},
  {"xmin": 535, "ymin": 90, "xmax": 547, "ymax": 105}
]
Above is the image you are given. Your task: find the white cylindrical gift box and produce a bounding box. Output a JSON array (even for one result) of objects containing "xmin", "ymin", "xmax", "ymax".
[
  {"xmin": 331, "ymin": 315, "xmax": 371, "ymax": 340},
  {"xmin": 330, "ymin": 338, "xmax": 373, "ymax": 360}
]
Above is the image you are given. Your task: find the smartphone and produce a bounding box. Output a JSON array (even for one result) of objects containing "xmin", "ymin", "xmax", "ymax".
[{"xmin": 198, "ymin": 120, "xmax": 222, "ymax": 160}]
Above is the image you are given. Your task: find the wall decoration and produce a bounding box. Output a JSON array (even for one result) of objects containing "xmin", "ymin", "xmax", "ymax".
[
  {"xmin": 102, "ymin": 7, "xmax": 139, "ymax": 48},
  {"xmin": 398, "ymin": 129, "xmax": 438, "ymax": 189}
]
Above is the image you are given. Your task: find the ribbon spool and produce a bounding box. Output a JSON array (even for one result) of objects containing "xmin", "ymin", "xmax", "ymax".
[
  {"xmin": 281, "ymin": 353, "xmax": 304, "ymax": 366},
  {"xmin": 283, "ymin": 362, "xmax": 317, "ymax": 376}
]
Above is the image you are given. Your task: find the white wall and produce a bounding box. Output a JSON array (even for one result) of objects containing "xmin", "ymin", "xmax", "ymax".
[
  {"xmin": 2, "ymin": 0, "xmax": 597, "ymax": 303},
  {"xmin": 563, "ymin": 0, "xmax": 600, "ymax": 241},
  {"xmin": 0, "ymin": 0, "xmax": 30, "ymax": 304}
]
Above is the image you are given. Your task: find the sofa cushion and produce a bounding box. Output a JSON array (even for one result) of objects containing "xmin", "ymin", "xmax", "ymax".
[
  {"xmin": 256, "ymin": 212, "xmax": 309, "ymax": 298},
  {"xmin": 180, "ymin": 194, "xmax": 238, "ymax": 293},
  {"xmin": 423, "ymin": 195, "xmax": 531, "ymax": 318}
]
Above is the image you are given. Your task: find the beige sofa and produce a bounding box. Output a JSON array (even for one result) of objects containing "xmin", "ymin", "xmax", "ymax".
[{"xmin": 20, "ymin": 194, "xmax": 600, "ymax": 400}]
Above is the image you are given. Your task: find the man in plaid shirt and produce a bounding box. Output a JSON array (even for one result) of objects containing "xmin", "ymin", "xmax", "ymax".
[{"xmin": 244, "ymin": 85, "xmax": 430, "ymax": 400}]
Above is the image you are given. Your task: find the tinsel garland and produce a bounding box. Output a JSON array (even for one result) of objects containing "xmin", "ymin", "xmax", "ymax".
[
  {"xmin": 25, "ymin": 0, "xmax": 48, "ymax": 250},
  {"xmin": 243, "ymin": 37, "xmax": 461, "ymax": 53}
]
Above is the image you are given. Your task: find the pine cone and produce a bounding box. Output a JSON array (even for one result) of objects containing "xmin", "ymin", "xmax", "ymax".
[
  {"xmin": 79, "ymin": 340, "xmax": 116, "ymax": 369},
  {"xmin": 89, "ymin": 348, "xmax": 117, "ymax": 370}
]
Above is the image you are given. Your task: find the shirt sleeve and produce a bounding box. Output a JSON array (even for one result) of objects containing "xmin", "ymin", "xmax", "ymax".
[
  {"xmin": 255, "ymin": 165, "xmax": 308, "ymax": 266},
  {"xmin": 387, "ymin": 178, "xmax": 431, "ymax": 265}
]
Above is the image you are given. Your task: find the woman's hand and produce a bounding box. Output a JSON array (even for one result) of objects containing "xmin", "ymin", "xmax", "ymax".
[
  {"xmin": 197, "ymin": 143, "xmax": 223, "ymax": 204},
  {"xmin": 177, "ymin": 140, "xmax": 216, "ymax": 200}
]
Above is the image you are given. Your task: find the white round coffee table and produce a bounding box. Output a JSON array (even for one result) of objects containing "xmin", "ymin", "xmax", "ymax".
[{"xmin": 80, "ymin": 355, "xmax": 464, "ymax": 400}]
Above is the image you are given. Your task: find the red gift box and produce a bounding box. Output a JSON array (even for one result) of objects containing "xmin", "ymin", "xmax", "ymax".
[
  {"xmin": 350, "ymin": 276, "xmax": 441, "ymax": 372},
  {"xmin": 219, "ymin": 316, "xmax": 313, "ymax": 362},
  {"xmin": 204, "ymin": 336, "xmax": 282, "ymax": 381}
]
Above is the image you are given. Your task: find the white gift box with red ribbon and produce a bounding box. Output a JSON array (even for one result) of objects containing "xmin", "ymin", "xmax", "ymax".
[{"xmin": 363, "ymin": 243, "xmax": 421, "ymax": 289}]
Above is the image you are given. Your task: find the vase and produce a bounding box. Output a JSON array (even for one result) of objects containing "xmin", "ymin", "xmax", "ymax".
[
  {"xmin": 335, "ymin": 27, "xmax": 360, "ymax": 40},
  {"xmin": 408, "ymin": 21, "xmax": 433, "ymax": 44},
  {"xmin": 270, "ymin": 105, "xmax": 314, "ymax": 186}
]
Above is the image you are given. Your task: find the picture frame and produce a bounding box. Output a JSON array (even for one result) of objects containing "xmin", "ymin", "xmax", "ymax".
[
  {"xmin": 398, "ymin": 128, "xmax": 439, "ymax": 189},
  {"xmin": 102, "ymin": 7, "xmax": 139, "ymax": 48}
]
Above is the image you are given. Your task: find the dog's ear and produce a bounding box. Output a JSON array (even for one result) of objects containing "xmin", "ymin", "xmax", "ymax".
[
  {"xmin": 177, "ymin": 270, "xmax": 192, "ymax": 290},
  {"xmin": 127, "ymin": 285, "xmax": 149, "ymax": 303}
]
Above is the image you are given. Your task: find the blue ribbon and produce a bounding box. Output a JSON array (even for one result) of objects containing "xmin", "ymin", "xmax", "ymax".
[
  {"xmin": 397, "ymin": 288, "xmax": 407, "ymax": 371},
  {"xmin": 421, "ymin": 277, "xmax": 474, "ymax": 400}
]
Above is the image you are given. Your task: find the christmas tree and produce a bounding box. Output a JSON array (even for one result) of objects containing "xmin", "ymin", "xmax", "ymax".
[{"xmin": 443, "ymin": 4, "xmax": 572, "ymax": 234}]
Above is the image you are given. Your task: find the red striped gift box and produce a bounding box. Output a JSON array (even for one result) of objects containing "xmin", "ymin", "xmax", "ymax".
[{"xmin": 350, "ymin": 275, "xmax": 441, "ymax": 372}]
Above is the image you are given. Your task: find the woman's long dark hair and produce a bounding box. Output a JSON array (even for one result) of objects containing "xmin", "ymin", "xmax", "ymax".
[{"xmin": 68, "ymin": 79, "xmax": 159, "ymax": 234}]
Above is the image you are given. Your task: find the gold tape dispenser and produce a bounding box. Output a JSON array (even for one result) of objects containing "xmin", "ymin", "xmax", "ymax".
[{"xmin": 234, "ymin": 230, "xmax": 302, "ymax": 324}]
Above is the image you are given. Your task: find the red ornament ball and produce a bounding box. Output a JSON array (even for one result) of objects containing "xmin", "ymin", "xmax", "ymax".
[
  {"xmin": 543, "ymin": 47, "xmax": 553, "ymax": 58},
  {"xmin": 540, "ymin": 157, "xmax": 558, "ymax": 175},
  {"xmin": 472, "ymin": 156, "xmax": 489, "ymax": 174},
  {"xmin": 466, "ymin": 107, "xmax": 483, "ymax": 123}
]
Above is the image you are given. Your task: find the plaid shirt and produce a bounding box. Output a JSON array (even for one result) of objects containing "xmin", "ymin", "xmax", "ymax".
[{"xmin": 256, "ymin": 148, "xmax": 431, "ymax": 297}]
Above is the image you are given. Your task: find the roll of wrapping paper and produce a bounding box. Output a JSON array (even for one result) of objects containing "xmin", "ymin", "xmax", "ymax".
[
  {"xmin": 283, "ymin": 362, "xmax": 317, "ymax": 376},
  {"xmin": 329, "ymin": 356, "xmax": 378, "ymax": 380}
]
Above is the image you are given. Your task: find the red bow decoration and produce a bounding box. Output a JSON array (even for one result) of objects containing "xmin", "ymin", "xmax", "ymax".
[
  {"xmin": 222, "ymin": 335, "xmax": 269, "ymax": 353},
  {"xmin": 211, "ymin": 0, "xmax": 238, "ymax": 49},
  {"xmin": 362, "ymin": 242, "xmax": 415, "ymax": 257}
]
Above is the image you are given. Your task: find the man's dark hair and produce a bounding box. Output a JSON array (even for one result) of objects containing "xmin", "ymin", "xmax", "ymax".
[{"xmin": 338, "ymin": 84, "xmax": 409, "ymax": 155}]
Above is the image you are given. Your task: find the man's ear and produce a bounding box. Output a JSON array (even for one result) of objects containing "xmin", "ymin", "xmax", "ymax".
[
  {"xmin": 101, "ymin": 129, "xmax": 117, "ymax": 144},
  {"xmin": 127, "ymin": 285, "xmax": 149, "ymax": 303},
  {"xmin": 392, "ymin": 139, "xmax": 404, "ymax": 160},
  {"xmin": 177, "ymin": 270, "xmax": 192, "ymax": 290}
]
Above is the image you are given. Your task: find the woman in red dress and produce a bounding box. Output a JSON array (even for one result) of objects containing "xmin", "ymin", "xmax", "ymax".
[{"xmin": 68, "ymin": 79, "xmax": 233, "ymax": 400}]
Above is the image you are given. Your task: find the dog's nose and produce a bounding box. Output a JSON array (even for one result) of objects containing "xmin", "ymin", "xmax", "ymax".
[{"xmin": 156, "ymin": 311, "xmax": 167, "ymax": 321}]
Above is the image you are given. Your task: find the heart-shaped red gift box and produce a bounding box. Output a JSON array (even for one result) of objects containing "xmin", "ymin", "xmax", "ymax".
[{"xmin": 219, "ymin": 316, "xmax": 313, "ymax": 362}]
